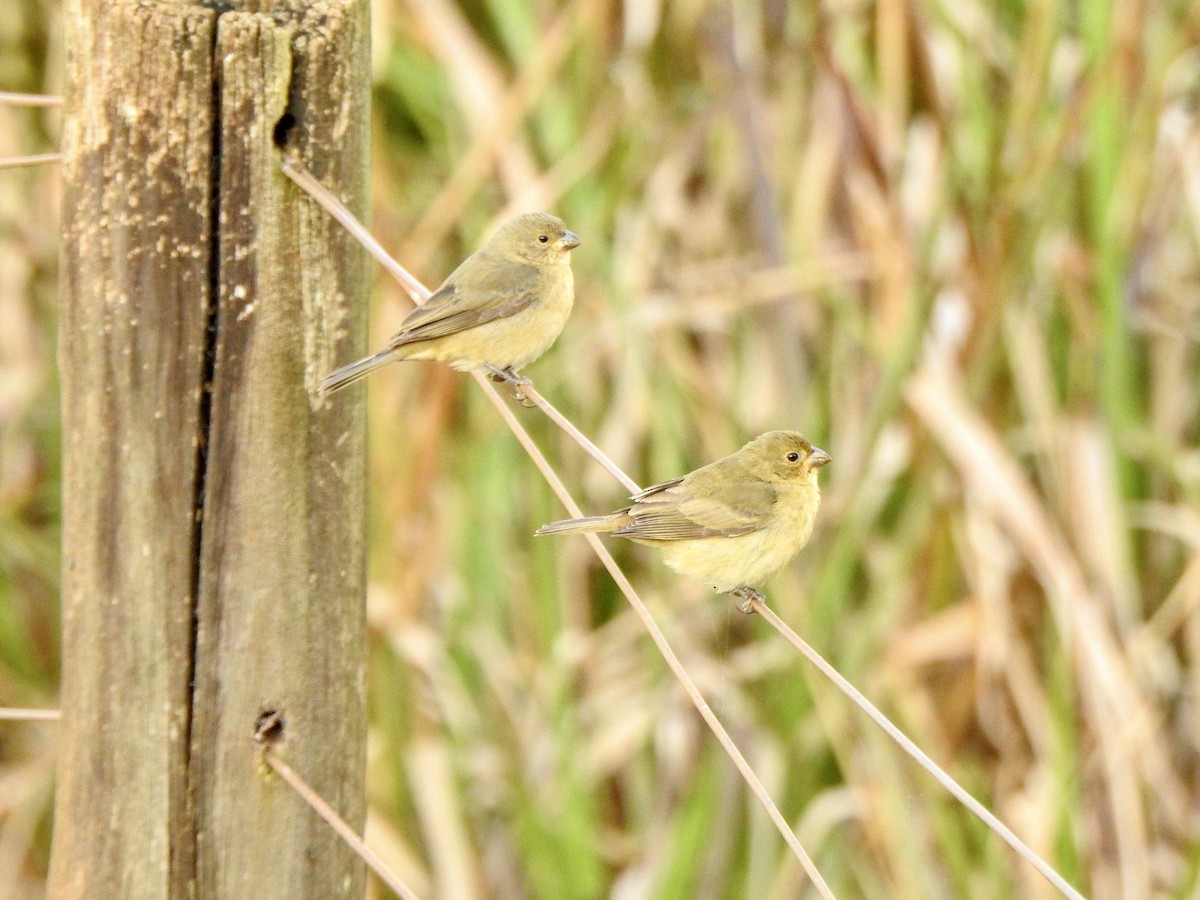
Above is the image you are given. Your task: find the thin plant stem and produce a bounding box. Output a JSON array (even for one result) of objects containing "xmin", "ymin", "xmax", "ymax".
[
  {"xmin": 0, "ymin": 708, "xmax": 61, "ymax": 721},
  {"xmin": 473, "ymin": 371, "xmax": 835, "ymax": 899},
  {"xmin": 520, "ymin": 383, "xmax": 641, "ymax": 494},
  {"xmin": 0, "ymin": 92, "xmax": 62, "ymax": 106},
  {"xmin": 0, "ymin": 153, "xmax": 61, "ymax": 170},
  {"xmin": 747, "ymin": 597, "xmax": 1085, "ymax": 900},
  {"xmin": 280, "ymin": 155, "xmax": 426, "ymax": 305},
  {"xmin": 262, "ymin": 748, "xmax": 422, "ymax": 900}
]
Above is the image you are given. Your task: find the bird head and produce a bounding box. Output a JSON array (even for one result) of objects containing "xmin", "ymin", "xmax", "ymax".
[
  {"xmin": 740, "ymin": 431, "xmax": 831, "ymax": 484},
  {"xmin": 490, "ymin": 212, "xmax": 581, "ymax": 265}
]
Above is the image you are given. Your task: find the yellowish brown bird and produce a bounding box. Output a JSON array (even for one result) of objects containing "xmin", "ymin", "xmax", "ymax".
[
  {"xmin": 536, "ymin": 431, "xmax": 830, "ymax": 612},
  {"xmin": 320, "ymin": 212, "xmax": 580, "ymax": 394}
]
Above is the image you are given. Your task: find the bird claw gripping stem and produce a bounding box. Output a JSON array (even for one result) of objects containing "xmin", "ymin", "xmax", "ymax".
[
  {"xmin": 485, "ymin": 365, "xmax": 536, "ymax": 406},
  {"xmin": 731, "ymin": 587, "xmax": 765, "ymax": 615}
]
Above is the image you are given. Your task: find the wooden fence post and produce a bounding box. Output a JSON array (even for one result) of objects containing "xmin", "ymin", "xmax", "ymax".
[{"xmin": 49, "ymin": 2, "xmax": 370, "ymax": 897}]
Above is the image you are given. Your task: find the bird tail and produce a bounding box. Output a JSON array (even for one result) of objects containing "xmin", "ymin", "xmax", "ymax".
[
  {"xmin": 535, "ymin": 514, "xmax": 623, "ymax": 536},
  {"xmin": 319, "ymin": 349, "xmax": 398, "ymax": 394}
]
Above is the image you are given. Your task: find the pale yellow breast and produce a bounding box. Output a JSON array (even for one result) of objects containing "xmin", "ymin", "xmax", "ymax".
[
  {"xmin": 647, "ymin": 481, "xmax": 820, "ymax": 593},
  {"xmin": 400, "ymin": 265, "xmax": 574, "ymax": 372}
]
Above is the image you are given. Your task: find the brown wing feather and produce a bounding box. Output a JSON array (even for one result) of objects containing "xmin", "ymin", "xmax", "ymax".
[
  {"xmin": 389, "ymin": 289, "xmax": 536, "ymax": 347},
  {"xmin": 629, "ymin": 477, "xmax": 685, "ymax": 501},
  {"xmin": 614, "ymin": 480, "xmax": 777, "ymax": 541},
  {"xmin": 387, "ymin": 260, "xmax": 542, "ymax": 348}
]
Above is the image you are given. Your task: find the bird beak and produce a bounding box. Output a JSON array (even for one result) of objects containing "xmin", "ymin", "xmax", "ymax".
[
  {"xmin": 808, "ymin": 448, "xmax": 831, "ymax": 469},
  {"xmin": 556, "ymin": 230, "xmax": 581, "ymax": 251}
]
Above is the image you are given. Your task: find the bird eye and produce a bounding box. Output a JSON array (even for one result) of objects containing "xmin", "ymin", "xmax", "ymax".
[
  {"xmin": 537, "ymin": 234, "xmax": 550, "ymax": 243},
  {"xmin": 786, "ymin": 452, "xmax": 800, "ymax": 462}
]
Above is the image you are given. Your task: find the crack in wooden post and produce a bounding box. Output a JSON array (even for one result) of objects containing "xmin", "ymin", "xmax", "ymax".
[{"xmin": 50, "ymin": 3, "xmax": 370, "ymax": 897}]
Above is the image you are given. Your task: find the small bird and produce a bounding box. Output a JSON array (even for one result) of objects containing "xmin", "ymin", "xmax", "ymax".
[
  {"xmin": 320, "ymin": 212, "xmax": 581, "ymax": 394},
  {"xmin": 536, "ymin": 431, "xmax": 830, "ymax": 612}
]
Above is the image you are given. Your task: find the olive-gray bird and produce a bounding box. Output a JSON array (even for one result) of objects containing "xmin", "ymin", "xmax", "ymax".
[
  {"xmin": 320, "ymin": 212, "xmax": 580, "ymax": 394},
  {"xmin": 536, "ymin": 431, "xmax": 830, "ymax": 612}
]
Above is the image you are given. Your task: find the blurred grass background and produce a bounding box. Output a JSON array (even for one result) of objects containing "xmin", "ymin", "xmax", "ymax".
[{"xmin": 3, "ymin": 0, "xmax": 1200, "ymax": 897}]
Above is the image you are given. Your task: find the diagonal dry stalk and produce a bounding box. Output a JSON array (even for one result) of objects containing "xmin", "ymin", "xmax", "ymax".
[
  {"xmin": 261, "ymin": 747, "xmax": 422, "ymax": 900},
  {"xmin": 511, "ymin": 383, "xmax": 641, "ymax": 494},
  {"xmin": 745, "ymin": 598, "xmax": 1085, "ymax": 900},
  {"xmin": 283, "ymin": 157, "xmax": 836, "ymax": 897}
]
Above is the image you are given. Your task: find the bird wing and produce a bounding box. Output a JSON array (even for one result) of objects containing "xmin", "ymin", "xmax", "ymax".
[
  {"xmin": 615, "ymin": 478, "xmax": 777, "ymax": 540},
  {"xmin": 388, "ymin": 261, "xmax": 541, "ymax": 347}
]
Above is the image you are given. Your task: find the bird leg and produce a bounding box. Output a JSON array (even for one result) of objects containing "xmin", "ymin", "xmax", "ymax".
[
  {"xmin": 484, "ymin": 364, "xmax": 532, "ymax": 386},
  {"xmin": 730, "ymin": 587, "xmax": 765, "ymax": 615},
  {"xmin": 485, "ymin": 364, "xmax": 535, "ymax": 406}
]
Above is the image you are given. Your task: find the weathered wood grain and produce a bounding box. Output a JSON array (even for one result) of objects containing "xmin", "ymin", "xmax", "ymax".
[
  {"xmin": 50, "ymin": 1, "xmax": 369, "ymax": 896},
  {"xmin": 50, "ymin": 4, "xmax": 216, "ymax": 896},
  {"xmin": 189, "ymin": 6, "xmax": 370, "ymax": 898}
]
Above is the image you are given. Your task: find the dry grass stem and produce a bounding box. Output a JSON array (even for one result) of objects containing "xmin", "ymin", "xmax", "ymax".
[
  {"xmin": 0, "ymin": 93, "xmax": 62, "ymax": 106},
  {"xmin": 0, "ymin": 154, "xmax": 61, "ymax": 170},
  {"xmin": 747, "ymin": 598, "xmax": 1085, "ymax": 900},
  {"xmin": 0, "ymin": 709, "xmax": 61, "ymax": 721},
  {"xmin": 280, "ymin": 156, "xmax": 425, "ymax": 305},
  {"xmin": 262, "ymin": 748, "xmax": 421, "ymax": 900},
  {"xmin": 520, "ymin": 384, "xmax": 642, "ymax": 495}
]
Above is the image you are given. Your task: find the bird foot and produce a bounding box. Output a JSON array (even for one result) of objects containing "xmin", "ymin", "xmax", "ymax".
[
  {"xmin": 485, "ymin": 366, "xmax": 535, "ymax": 406},
  {"xmin": 730, "ymin": 587, "xmax": 765, "ymax": 615}
]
